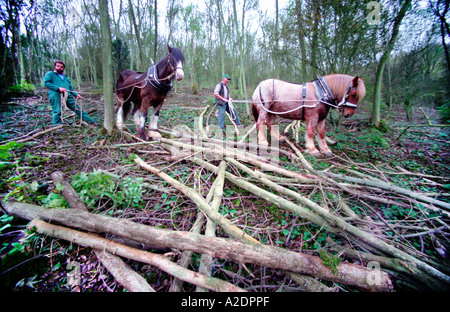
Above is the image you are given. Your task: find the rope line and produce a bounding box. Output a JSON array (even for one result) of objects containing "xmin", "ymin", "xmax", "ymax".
[
  {"xmin": 60, "ymin": 91, "xmax": 84, "ymax": 126},
  {"xmin": 226, "ymin": 98, "xmax": 341, "ymax": 116}
]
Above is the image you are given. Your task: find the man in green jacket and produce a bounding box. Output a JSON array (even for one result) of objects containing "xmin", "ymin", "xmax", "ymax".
[{"xmin": 44, "ymin": 60, "xmax": 96, "ymax": 125}]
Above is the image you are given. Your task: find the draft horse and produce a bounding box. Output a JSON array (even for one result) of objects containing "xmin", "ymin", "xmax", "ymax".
[
  {"xmin": 251, "ymin": 74, "xmax": 366, "ymax": 156},
  {"xmin": 116, "ymin": 45, "xmax": 184, "ymax": 140}
]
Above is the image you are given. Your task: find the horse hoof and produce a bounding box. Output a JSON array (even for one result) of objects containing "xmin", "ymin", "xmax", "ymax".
[
  {"xmin": 149, "ymin": 131, "xmax": 162, "ymax": 141},
  {"xmin": 307, "ymin": 150, "xmax": 321, "ymax": 157}
]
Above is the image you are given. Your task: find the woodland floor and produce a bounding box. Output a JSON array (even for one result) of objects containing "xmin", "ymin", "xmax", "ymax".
[{"xmin": 0, "ymin": 86, "xmax": 449, "ymax": 292}]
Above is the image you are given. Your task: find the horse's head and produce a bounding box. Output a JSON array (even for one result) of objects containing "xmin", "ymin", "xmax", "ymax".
[
  {"xmin": 339, "ymin": 76, "xmax": 366, "ymax": 118},
  {"xmin": 168, "ymin": 45, "xmax": 184, "ymax": 81}
]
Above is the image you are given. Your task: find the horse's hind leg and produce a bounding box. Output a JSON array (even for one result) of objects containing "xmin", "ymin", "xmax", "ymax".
[
  {"xmin": 116, "ymin": 100, "xmax": 130, "ymax": 131},
  {"xmin": 256, "ymin": 113, "xmax": 269, "ymax": 146},
  {"xmin": 266, "ymin": 114, "xmax": 285, "ymax": 142}
]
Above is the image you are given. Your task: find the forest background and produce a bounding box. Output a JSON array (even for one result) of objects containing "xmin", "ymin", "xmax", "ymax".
[{"xmin": 0, "ymin": 0, "xmax": 449, "ymax": 127}]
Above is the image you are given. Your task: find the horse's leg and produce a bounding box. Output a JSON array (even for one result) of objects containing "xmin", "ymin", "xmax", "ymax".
[
  {"xmin": 304, "ymin": 116, "xmax": 320, "ymax": 156},
  {"xmin": 148, "ymin": 103, "xmax": 162, "ymax": 140},
  {"xmin": 256, "ymin": 112, "xmax": 269, "ymax": 146},
  {"xmin": 316, "ymin": 119, "xmax": 332, "ymax": 156},
  {"xmin": 116, "ymin": 103, "xmax": 124, "ymax": 130},
  {"xmin": 266, "ymin": 113, "xmax": 285, "ymax": 142},
  {"xmin": 116, "ymin": 94, "xmax": 125, "ymax": 130},
  {"xmin": 116, "ymin": 100, "xmax": 130, "ymax": 131},
  {"xmin": 132, "ymin": 105, "xmax": 148, "ymax": 141}
]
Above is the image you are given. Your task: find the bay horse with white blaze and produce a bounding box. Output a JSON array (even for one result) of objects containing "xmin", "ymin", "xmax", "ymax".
[
  {"xmin": 251, "ymin": 74, "xmax": 366, "ymax": 156},
  {"xmin": 116, "ymin": 45, "xmax": 184, "ymax": 140}
]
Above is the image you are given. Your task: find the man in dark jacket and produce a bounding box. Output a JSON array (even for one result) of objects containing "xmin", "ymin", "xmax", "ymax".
[
  {"xmin": 214, "ymin": 74, "xmax": 240, "ymax": 129},
  {"xmin": 44, "ymin": 60, "xmax": 96, "ymax": 125}
]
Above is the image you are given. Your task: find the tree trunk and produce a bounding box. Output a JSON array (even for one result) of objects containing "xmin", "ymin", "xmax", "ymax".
[
  {"xmin": 310, "ymin": 2, "xmax": 320, "ymax": 77},
  {"xmin": 29, "ymin": 219, "xmax": 245, "ymax": 292},
  {"xmin": 371, "ymin": 0, "xmax": 412, "ymax": 127},
  {"xmin": 274, "ymin": 0, "xmax": 280, "ymax": 79},
  {"xmin": 215, "ymin": 0, "xmax": 225, "ymax": 76},
  {"xmin": 128, "ymin": 0, "xmax": 144, "ymax": 70},
  {"xmin": 4, "ymin": 201, "xmax": 393, "ymax": 291},
  {"xmin": 49, "ymin": 170, "xmax": 156, "ymax": 292},
  {"xmin": 232, "ymin": 0, "xmax": 250, "ymax": 115},
  {"xmin": 295, "ymin": 0, "xmax": 307, "ymax": 81},
  {"xmin": 99, "ymin": 0, "xmax": 115, "ymax": 134},
  {"xmin": 154, "ymin": 0, "xmax": 158, "ymax": 61}
]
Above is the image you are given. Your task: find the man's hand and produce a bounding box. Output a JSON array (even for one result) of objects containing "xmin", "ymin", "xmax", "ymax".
[
  {"xmin": 58, "ymin": 87, "xmax": 67, "ymax": 93},
  {"xmin": 76, "ymin": 94, "xmax": 82, "ymax": 100}
]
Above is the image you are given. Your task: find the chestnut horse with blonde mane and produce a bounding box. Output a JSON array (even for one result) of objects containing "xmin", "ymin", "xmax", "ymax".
[{"xmin": 251, "ymin": 74, "xmax": 366, "ymax": 156}]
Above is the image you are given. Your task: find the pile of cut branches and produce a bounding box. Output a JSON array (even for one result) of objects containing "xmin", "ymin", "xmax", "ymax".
[{"xmin": 2, "ymin": 103, "xmax": 449, "ymax": 292}]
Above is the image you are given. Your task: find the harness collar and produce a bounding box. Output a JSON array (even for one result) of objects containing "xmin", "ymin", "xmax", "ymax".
[
  {"xmin": 146, "ymin": 54, "xmax": 183, "ymax": 92},
  {"xmin": 147, "ymin": 63, "xmax": 173, "ymax": 92},
  {"xmin": 313, "ymin": 77, "xmax": 337, "ymax": 107},
  {"xmin": 313, "ymin": 76, "xmax": 357, "ymax": 109}
]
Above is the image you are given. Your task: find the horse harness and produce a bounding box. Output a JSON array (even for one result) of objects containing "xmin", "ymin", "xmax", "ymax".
[
  {"xmin": 258, "ymin": 76, "xmax": 357, "ymax": 116},
  {"xmin": 146, "ymin": 64, "xmax": 173, "ymax": 92},
  {"xmin": 313, "ymin": 76, "xmax": 357, "ymax": 109},
  {"xmin": 127, "ymin": 54, "xmax": 182, "ymax": 92},
  {"xmin": 116, "ymin": 55, "xmax": 180, "ymax": 105},
  {"xmin": 301, "ymin": 82, "xmax": 307, "ymax": 120}
]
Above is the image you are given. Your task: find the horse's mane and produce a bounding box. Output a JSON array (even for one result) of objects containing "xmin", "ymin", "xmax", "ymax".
[{"xmin": 325, "ymin": 74, "xmax": 366, "ymax": 101}]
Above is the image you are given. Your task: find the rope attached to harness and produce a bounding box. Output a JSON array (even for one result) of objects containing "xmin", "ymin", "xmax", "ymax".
[
  {"xmin": 60, "ymin": 91, "xmax": 69, "ymax": 123},
  {"xmin": 60, "ymin": 91, "xmax": 84, "ymax": 126}
]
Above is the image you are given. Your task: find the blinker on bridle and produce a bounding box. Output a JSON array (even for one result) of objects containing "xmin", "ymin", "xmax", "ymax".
[
  {"xmin": 337, "ymin": 84, "xmax": 358, "ymax": 109},
  {"xmin": 167, "ymin": 54, "xmax": 183, "ymax": 76}
]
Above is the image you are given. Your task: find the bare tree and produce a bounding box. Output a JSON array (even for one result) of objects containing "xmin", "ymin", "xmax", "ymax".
[
  {"xmin": 98, "ymin": 0, "xmax": 115, "ymax": 134},
  {"xmin": 371, "ymin": 0, "xmax": 412, "ymax": 128}
]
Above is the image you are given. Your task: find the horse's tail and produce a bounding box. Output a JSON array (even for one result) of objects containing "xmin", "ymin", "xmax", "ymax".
[
  {"xmin": 115, "ymin": 71, "xmax": 131, "ymax": 115},
  {"xmin": 252, "ymin": 102, "xmax": 259, "ymax": 122},
  {"xmin": 251, "ymin": 83, "xmax": 263, "ymax": 122},
  {"xmin": 115, "ymin": 71, "xmax": 126, "ymax": 93}
]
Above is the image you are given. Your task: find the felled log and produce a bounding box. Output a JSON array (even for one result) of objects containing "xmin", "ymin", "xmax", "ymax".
[
  {"xmin": 4, "ymin": 201, "xmax": 393, "ymax": 291},
  {"xmin": 50, "ymin": 170, "xmax": 155, "ymax": 292},
  {"xmin": 28, "ymin": 219, "xmax": 245, "ymax": 292},
  {"xmin": 323, "ymin": 171, "xmax": 450, "ymax": 214},
  {"xmin": 134, "ymin": 155, "xmax": 259, "ymax": 244},
  {"xmin": 94, "ymin": 250, "xmax": 155, "ymax": 292},
  {"xmin": 189, "ymin": 157, "xmax": 449, "ymax": 290},
  {"xmin": 196, "ymin": 161, "xmax": 227, "ymax": 292},
  {"xmin": 50, "ymin": 171, "xmax": 87, "ymax": 211}
]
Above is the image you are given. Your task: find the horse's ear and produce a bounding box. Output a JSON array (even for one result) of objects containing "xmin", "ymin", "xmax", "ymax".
[
  {"xmin": 352, "ymin": 76, "xmax": 359, "ymax": 87},
  {"xmin": 168, "ymin": 44, "xmax": 173, "ymax": 53}
]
